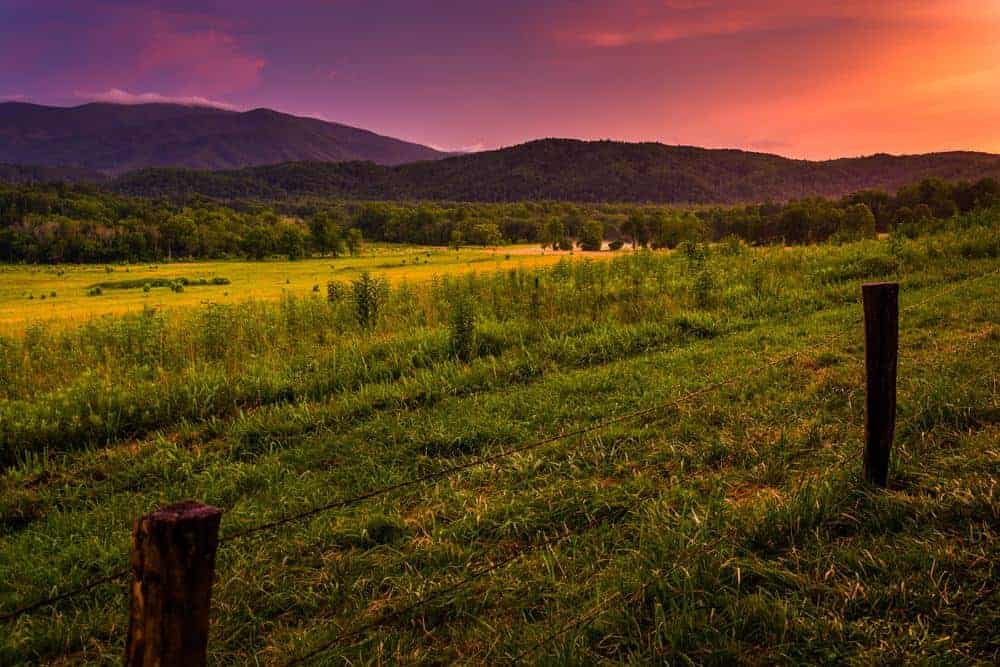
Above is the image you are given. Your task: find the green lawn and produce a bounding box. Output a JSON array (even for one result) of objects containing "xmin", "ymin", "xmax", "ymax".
[{"xmin": 1, "ymin": 220, "xmax": 998, "ymax": 665}]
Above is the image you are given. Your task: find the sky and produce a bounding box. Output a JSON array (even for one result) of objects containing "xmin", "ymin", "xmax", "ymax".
[{"xmin": 1, "ymin": 0, "xmax": 999, "ymax": 159}]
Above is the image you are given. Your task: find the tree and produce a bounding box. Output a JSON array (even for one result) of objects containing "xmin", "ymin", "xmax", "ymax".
[
  {"xmin": 467, "ymin": 222, "xmax": 504, "ymax": 247},
  {"xmin": 839, "ymin": 203, "xmax": 876, "ymax": 240},
  {"xmin": 649, "ymin": 212, "xmax": 704, "ymax": 249},
  {"xmin": 241, "ymin": 225, "xmax": 275, "ymax": 260},
  {"xmin": 309, "ymin": 211, "xmax": 345, "ymax": 256},
  {"xmin": 621, "ymin": 213, "xmax": 644, "ymax": 250},
  {"xmin": 577, "ymin": 219, "xmax": 603, "ymax": 251},
  {"xmin": 449, "ymin": 229, "xmax": 463, "ymax": 251},
  {"xmin": 912, "ymin": 203, "xmax": 934, "ymax": 223},
  {"xmin": 345, "ymin": 228, "xmax": 363, "ymax": 256},
  {"xmin": 276, "ymin": 220, "xmax": 309, "ymax": 260},
  {"xmin": 541, "ymin": 217, "xmax": 566, "ymax": 250},
  {"xmin": 893, "ymin": 206, "xmax": 914, "ymax": 228}
]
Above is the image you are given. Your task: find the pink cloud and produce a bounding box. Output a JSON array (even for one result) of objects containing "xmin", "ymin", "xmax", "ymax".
[
  {"xmin": 135, "ymin": 13, "xmax": 266, "ymax": 94},
  {"xmin": 61, "ymin": 7, "xmax": 268, "ymax": 98},
  {"xmin": 562, "ymin": 1, "xmax": 992, "ymax": 48}
]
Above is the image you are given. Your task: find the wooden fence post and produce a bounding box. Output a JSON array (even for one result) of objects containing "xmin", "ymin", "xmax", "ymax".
[
  {"xmin": 862, "ymin": 282, "xmax": 899, "ymax": 487},
  {"xmin": 126, "ymin": 501, "xmax": 222, "ymax": 667}
]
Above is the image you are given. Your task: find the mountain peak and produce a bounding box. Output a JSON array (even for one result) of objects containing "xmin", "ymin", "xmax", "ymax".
[{"xmin": 0, "ymin": 102, "xmax": 447, "ymax": 174}]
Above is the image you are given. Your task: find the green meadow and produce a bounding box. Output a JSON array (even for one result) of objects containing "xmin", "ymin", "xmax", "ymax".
[{"xmin": 1, "ymin": 212, "xmax": 998, "ymax": 664}]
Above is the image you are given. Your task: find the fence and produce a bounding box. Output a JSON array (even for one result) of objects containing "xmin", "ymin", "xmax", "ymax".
[{"xmin": 1, "ymin": 273, "xmax": 995, "ymax": 665}]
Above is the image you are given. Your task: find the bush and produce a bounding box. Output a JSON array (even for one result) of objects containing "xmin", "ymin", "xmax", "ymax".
[
  {"xmin": 719, "ymin": 235, "xmax": 744, "ymax": 256},
  {"xmin": 608, "ymin": 239, "xmax": 624, "ymax": 251},
  {"xmin": 578, "ymin": 219, "xmax": 604, "ymax": 251},
  {"xmin": 448, "ymin": 295, "xmax": 476, "ymax": 362},
  {"xmin": 327, "ymin": 281, "xmax": 344, "ymax": 303},
  {"xmin": 352, "ymin": 272, "xmax": 384, "ymax": 328},
  {"xmin": 692, "ymin": 269, "xmax": 716, "ymax": 308}
]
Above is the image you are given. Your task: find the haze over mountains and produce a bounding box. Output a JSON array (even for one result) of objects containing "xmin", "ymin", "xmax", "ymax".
[
  {"xmin": 3, "ymin": 102, "xmax": 1000, "ymax": 204},
  {"xmin": 0, "ymin": 102, "xmax": 447, "ymax": 175}
]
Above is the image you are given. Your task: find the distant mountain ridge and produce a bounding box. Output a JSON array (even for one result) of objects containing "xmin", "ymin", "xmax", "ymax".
[
  {"xmin": 0, "ymin": 102, "xmax": 448, "ymax": 174},
  {"xmin": 110, "ymin": 139, "xmax": 1000, "ymax": 204}
]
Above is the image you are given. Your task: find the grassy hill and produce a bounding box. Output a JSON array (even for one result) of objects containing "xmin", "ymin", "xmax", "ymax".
[{"xmin": 110, "ymin": 139, "xmax": 1000, "ymax": 203}]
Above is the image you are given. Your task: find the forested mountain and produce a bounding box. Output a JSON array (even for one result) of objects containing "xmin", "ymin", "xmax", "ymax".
[
  {"xmin": 0, "ymin": 102, "xmax": 448, "ymax": 175},
  {"xmin": 109, "ymin": 139, "xmax": 1000, "ymax": 204},
  {"xmin": 0, "ymin": 163, "xmax": 106, "ymax": 184}
]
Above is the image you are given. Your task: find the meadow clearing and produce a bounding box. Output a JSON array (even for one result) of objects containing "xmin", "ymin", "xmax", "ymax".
[
  {"xmin": 0, "ymin": 244, "xmax": 598, "ymax": 336},
  {"xmin": 0, "ymin": 211, "xmax": 998, "ymax": 664}
]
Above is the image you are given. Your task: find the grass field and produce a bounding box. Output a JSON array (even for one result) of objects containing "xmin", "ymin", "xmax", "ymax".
[
  {"xmin": 0, "ymin": 244, "xmax": 594, "ymax": 335},
  {"xmin": 1, "ymin": 216, "xmax": 998, "ymax": 665}
]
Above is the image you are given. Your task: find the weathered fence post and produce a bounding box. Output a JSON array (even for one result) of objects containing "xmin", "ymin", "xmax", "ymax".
[
  {"xmin": 126, "ymin": 501, "xmax": 222, "ymax": 667},
  {"xmin": 862, "ymin": 282, "xmax": 899, "ymax": 487}
]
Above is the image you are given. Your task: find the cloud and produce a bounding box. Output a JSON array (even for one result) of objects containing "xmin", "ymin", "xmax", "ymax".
[
  {"xmin": 135, "ymin": 14, "xmax": 266, "ymax": 95},
  {"xmin": 425, "ymin": 141, "xmax": 488, "ymax": 153},
  {"xmin": 562, "ymin": 1, "xmax": 987, "ymax": 48},
  {"xmin": 77, "ymin": 88, "xmax": 242, "ymax": 110}
]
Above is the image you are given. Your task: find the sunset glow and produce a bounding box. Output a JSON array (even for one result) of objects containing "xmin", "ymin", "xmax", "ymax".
[{"xmin": 2, "ymin": 0, "xmax": 999, "ymax": 158}]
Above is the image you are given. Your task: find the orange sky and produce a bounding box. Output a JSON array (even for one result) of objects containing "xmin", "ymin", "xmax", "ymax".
[{"xmin": 3, "ymin": 0, "xmax": 999, "ymax": 158}]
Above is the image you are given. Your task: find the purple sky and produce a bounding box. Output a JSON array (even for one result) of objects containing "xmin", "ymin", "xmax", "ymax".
[{"xmin": 2, "ymin": 0, "xmax": 999, "ymax": 158}]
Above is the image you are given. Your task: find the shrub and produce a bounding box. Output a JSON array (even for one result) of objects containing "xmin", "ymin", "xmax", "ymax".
[
  {"xmin": 609, "ymin": 239, "xmax": 624, "ymax": 251},
  {"xmin": 352, "ymin": 272, "xmax": 384, "ymax": 328},
  {"xmin": 448, "ymin": 295, "xmax": 476, "ymax": 362},
  {"xmin": 692, "ymin": 268, "xmax": 716, "ymax": 308},
  {"xmin": 719, "ymin": 235, "xmax": 744, "ymax": 256},
  {"xmin": 679, "ymin": 241, "xmax": 709, "ymax": 270},
  {"xmin": 578, "ymin": 219, "xmax": 604, "ymax": 251},
  {"xmin": 327, "ymin": 281, "xmax": 344, "ymax": 303}
]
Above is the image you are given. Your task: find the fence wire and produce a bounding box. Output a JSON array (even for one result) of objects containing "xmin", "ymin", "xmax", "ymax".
[{"xmin": 1, "ymin": 268, "xmax": 995, "ymax": 632}]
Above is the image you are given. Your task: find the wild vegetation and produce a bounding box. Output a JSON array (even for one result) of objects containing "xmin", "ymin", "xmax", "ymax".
[
  {"xmin": 0, "ymin": 245, "xmax": 586, "ymax": 334},
  {"xmin": 2, "ymin": 175, "xmax": 997, "ymax": 263},
  {"xmin": 1, "ymin": 209, "xmax": 997, "ymax": 664}
]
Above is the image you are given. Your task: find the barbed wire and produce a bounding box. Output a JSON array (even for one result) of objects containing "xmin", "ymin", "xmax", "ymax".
[
  {"xmin": 0, "ymin": 567, "xmax": 129, "ymax": 624},
  {"xmin": 283, "ymin": 509, "xmax": 632, "ymax": 666},
  {"xmin": 2, "ymin": 268, "xmax": 995, "ymax": 628}
]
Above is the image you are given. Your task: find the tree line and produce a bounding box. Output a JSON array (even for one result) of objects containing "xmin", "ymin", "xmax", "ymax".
[{"xmin": 0, "ymin": 177, "xmax": 997, "ymax": 263}]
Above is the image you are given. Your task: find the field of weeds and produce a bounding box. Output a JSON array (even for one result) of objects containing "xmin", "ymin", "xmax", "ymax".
[{"xmin": 1, "ymin": 213, "xmax": 998, "ymax": 664}]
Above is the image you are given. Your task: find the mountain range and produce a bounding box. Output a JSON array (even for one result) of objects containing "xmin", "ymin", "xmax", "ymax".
[
  {"xmin": 112, "ymin": 140, "xmax": 1000, "ymax": 204},
  {"xmin": 0, "ymin": 102, "xmax": 446, "ymax": 175},
  {"xmin": 4, "ymin": 102, "xmax": 1000, "ymax": 204}
]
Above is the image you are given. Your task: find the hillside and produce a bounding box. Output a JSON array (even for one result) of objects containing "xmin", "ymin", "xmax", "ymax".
[
  {"xmin": 109, "ymin": 139, "xmax": 1000, "ymax": 204},
  {"xmin": 0, "ymin": 102, "xmax": 447, "ymax": 175},
  {"xmin": 0, "ymin": 163, "xmax": 106, "ymax": 184}
]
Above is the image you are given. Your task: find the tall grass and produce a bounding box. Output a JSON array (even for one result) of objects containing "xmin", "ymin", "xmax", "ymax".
[{"xmin": 2, "ymin": 217, "xmax": 996, "ymax": 465}]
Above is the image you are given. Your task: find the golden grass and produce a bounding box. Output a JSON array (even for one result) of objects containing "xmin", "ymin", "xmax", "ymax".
[{"xmin": 0, "ymin": 244, "xmax": 608, "ymax": 335}]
